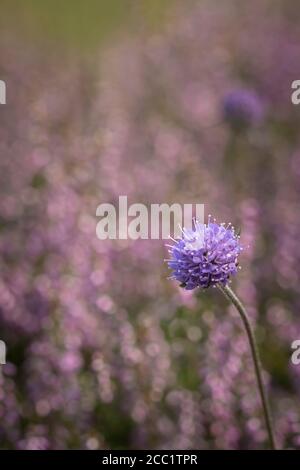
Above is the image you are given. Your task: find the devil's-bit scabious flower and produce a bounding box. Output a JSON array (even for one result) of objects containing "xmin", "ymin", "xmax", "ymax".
[
  {"xmin": 167, "ymin": 218, "xmax": 277, "ymax": 449},
  {"xmin": 168, "ymin": 218, "xmax": 242, "ymax": 290},
  {"xmin": 223, "ymin": 89, "xmax": 264, "ymax": 128}
]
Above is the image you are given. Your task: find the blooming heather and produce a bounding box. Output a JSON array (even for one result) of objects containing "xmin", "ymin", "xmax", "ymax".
[
  {"xmin": 1, "ymin": 0, "xmax": 300, "ymax": 450},
  {"xmin": 168, "ymin": 220, "xmax": 242, "ymax": 290}
]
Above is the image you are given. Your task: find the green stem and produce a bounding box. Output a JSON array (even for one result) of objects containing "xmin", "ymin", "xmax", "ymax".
[{"xmin": 217, "ymin": 284, "xmax": 277, "ymax": 450}]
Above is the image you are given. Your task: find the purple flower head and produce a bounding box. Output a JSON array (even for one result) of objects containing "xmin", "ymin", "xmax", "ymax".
[
  {"xmin": 223, "ymin": 89, "xmax": 264, "ymax": 128},
  {"xmin": 167, "ymin": 218, "xmax": 243, "ymax": 290}
]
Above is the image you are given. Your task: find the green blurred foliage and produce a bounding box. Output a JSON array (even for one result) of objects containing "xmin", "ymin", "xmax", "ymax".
[{"xmin": 0, "ymin": 0, "xmax": 179, "ymax": 49}]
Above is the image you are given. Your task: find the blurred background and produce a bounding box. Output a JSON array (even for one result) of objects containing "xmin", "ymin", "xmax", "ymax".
[{"xmin": 0, "ymin": 0, "xmax": 300, "ymax": 449}]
